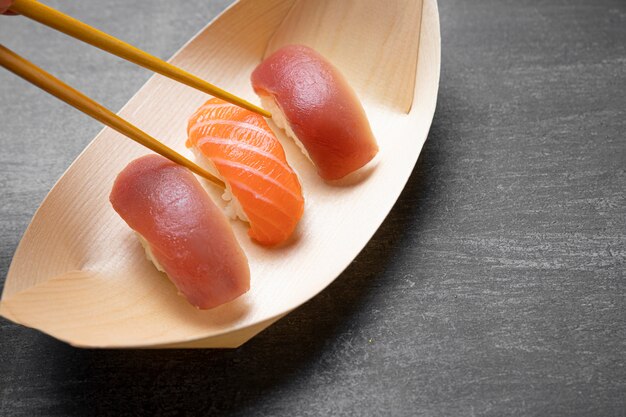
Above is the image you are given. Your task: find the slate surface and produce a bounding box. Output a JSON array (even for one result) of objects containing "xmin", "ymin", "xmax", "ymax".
[{"xmin": 0, "ymin": 0, "xmax": 624, "ymax": 416}]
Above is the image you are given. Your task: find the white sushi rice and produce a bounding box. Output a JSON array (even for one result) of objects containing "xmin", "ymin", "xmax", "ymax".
[
  {"xmin": 135, "ymin": 232, "xmax": 165, "ymax": 273},
  {"xmin": 259, "ymin": 95, "xmax": 313, "ymax": 163},
  {"xmin": 190, "ymin": 147, "xmax": 249, "ymax": 223}
]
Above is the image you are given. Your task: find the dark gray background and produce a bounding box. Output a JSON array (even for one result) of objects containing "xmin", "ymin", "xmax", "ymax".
[{"xmin": 1, "ymin": 0, "xmax": 624, "ymax": 416}]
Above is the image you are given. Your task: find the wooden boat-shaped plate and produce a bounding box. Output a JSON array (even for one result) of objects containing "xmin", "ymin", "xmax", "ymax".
[{"xmin": 0, "ymin": 0, "xmax": 440, "ymax": 348}]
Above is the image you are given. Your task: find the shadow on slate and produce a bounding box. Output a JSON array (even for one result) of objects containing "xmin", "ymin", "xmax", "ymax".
[{"xmin": 31, "ymin": 114, "xmax": 444, "ymax": 417}]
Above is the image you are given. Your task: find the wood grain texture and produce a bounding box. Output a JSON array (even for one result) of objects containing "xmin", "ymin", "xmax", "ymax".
[
  {"xmin": 0, "ymin": 0, "xmax": 438, "ymax": 347},
  {"xmin": 266, "ymin": 0, "xmax": 423, "ymax": 111},
  {"xmin": 0, "ymin": 0, "xmax": 624, "ymax": 415}
]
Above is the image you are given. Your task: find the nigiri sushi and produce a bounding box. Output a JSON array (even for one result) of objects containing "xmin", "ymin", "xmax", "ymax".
[
  {"xmin": 109, "ymin": 154, "xmax": 250, "ymax": 310},
  {"xmin": 186, "ymin": 98, "xmax": 304, "ymax": 246},
  {"xmin": 251, "ymin": 44, "xmax": 379, "ymax": 181}
]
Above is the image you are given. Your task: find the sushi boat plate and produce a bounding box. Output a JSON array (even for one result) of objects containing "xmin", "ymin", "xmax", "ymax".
[{"xmin": 0, "ymin": 0, "xmax": 441, "ymax": 348}]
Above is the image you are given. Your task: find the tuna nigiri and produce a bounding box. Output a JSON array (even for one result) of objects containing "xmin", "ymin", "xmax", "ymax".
[
  {"xmin": 186, "ymin": 98, "xmax": 304, "ymax": 246},
  {"xmin": 110, "ymin": 154, "xmax": 250, "ymax": 310},
  {"xmin": 251, "ymin": 44, "xmax": 379, "ymax": 181}
]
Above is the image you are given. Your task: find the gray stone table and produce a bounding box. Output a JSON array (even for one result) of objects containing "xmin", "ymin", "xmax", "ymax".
[{"xmin": 0, "ymin": 0, "xmax": 624, "ymax": 416}]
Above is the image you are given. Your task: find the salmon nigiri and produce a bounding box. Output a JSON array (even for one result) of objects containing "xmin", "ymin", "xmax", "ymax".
[
  {"xmin": 110, "ymin": 154, "xmax": 250, "ymax": 310},
  {"xmin": 251, "ymin": 44, "xmax": 379, "ymax": 181},
  {"xmin": 186, "ymin": 98, "xmax": 304, "ymax": 246}
]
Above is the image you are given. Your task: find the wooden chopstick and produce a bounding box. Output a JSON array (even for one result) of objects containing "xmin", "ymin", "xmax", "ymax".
[
  {"xmin": 0, "ymin": 44, "xmax": 226, "ymax": 189},
  {"xmin": 8, "ymin": 0, "xmax": 271, "ymax": 118}
]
